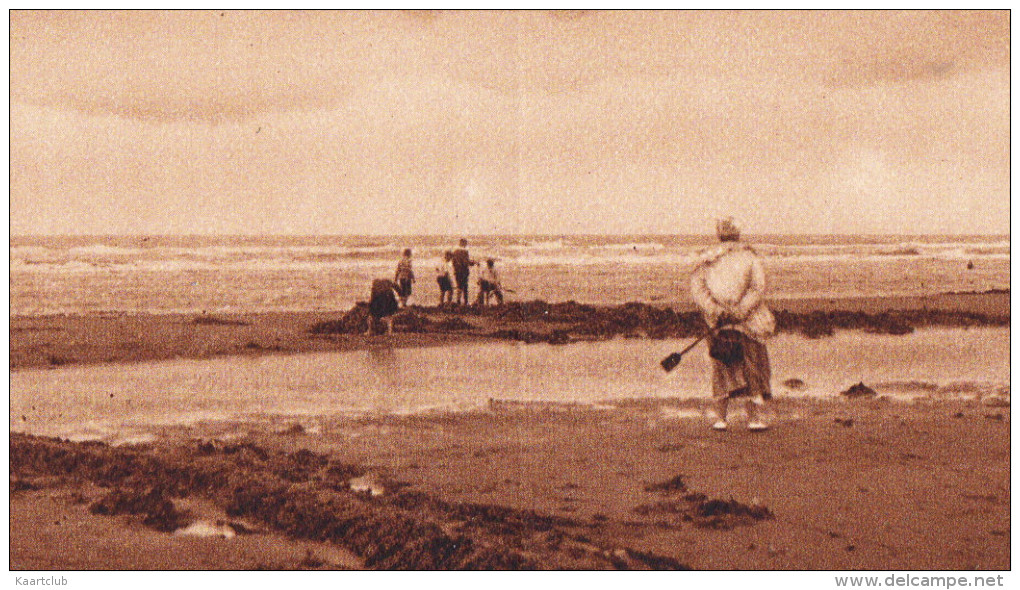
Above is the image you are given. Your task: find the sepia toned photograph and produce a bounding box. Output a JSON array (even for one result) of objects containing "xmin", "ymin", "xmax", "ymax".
[{"xmin": 8, "ymin": 10, "xmax": 1010, "ymax": 575}]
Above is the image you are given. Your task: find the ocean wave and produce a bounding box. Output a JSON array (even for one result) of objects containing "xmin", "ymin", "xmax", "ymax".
[
  {"xmin": 8, "ymin": 245, "xmax": 56, "ymax": 259},
  {"xmin": 10, "ymin": 238, "xmax": 1011, "ymax": 270},
  {"xmin": 962, "ymin": 246, "xmax": 1011, "ymax": 256},
  {"xmin": 875, "ymin": 245, "xmax": 922, "ymax": 256},
  {"xmin": 68, "ymin": 244, "xmax": 144, "ymax": 258},
  {"xmin": 759, "ymin": 241, "xmax": 1010, "ymax": 260},
  {"xmin": 598, "ymin": 242, "xmax": 666, "ymax": 251},
  {"xmin": 9, "ymin": 257, "xmax": 398, "ymax": 275},
  {"xmin": 504, "ymin": 238, "xmax": 573, "ymax": 250},
  {"xmin": 166, "ymin": 244, "xmax": 409, "ymax": 260},
  {"xmin": 506, "ymin": 253, "xmax": 698, "ymax": 267}
]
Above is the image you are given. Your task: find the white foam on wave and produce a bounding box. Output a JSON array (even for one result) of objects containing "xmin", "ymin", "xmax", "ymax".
[
  {"xmin": 507, "ymin": 252, "xmax": 699, "ymax": 267},
  {"xmin": 67, "ymin": 244, "xmax": 142, "ymax": 258},
  {"xmin": 599, "ymin": 242, "xmax": 666, "ymax": 251},
  {"xmin": 504, "ymin": 239, "xmax": 572, "ymax": 250}
]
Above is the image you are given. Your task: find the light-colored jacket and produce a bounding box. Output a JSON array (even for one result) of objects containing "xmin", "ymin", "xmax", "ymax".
[
  {"xmin": 689, "ymin": 241, "xmax": 775, "ymax": 340},
  {"xmin": 395, "ymin": 258, "xmax": 414, "ymax": 282},
  {"xmin": 436, "ymin": 259, "xmax": 453, "ymax": 278}
]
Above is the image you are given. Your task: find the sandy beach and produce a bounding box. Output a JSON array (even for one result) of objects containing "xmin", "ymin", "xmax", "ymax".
[
  {"xmin": 10, "ymin": 397, "xmax": 1011, "ymax": 570},
  {"xmin": 9, "ymin": 292, "xmax": 1010, "ymax": 570}
]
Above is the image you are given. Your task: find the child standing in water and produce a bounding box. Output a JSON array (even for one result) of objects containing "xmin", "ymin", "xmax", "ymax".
[
  {"xmin": 394, "ymin": 248, "xmax": 415, "ymax": 308},
  {"xmin": 436, "ymin": 251, "xmax": 454, "ymax": 307},
  {"xmin": 477, "ymin": 258, "xmax": 504, "ymax": 306}
]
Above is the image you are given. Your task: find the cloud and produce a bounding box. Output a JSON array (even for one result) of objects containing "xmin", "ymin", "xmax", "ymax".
[
  {"xmin": 9, "ymin": 10, "xmax": 367, "ymax": 122},
  {"xmin": 816, "ymin": 10, "xmax": 1008, "ymax": 88},
  {"xmin": 825, "ymin": 56, "xmax": 957, "ymax": 87},
  {"xmin": 8, "ymin": 10, "xmax": 1011, "ymax": 235},
  {"xmin": 58, "ymin": 84, "xmax": 354, "ymax": 124}
]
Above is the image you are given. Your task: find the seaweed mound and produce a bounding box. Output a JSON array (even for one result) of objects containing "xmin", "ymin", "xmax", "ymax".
[
  {"xmin": 782, "ymin": 378, "xmax": 807, "ymax": 390},
  {"xmin": 310, "ymin": 304, "xmax": 371, "ymax": 335},
  {"xmin": 489, "ymin": 329, "xmax": 570, "ymax": 345},
  {"xmin": 309, "ymin": 300, "xmax": 1007, "ymax": 344},
  {"xmin": 11, "ymin": 434, "xmax": 688, "ymax": 570},
  {"xmin": 636, "ymin": 473, "xmax": 772, "ymax": 530},
  {"xmin": 431, "ymin": 317, "xmax": 476, "ymax": 331},
  {"xmin": 391, "ymin": 310, "xmax": 432, "ymax": 333},
  {"xmin": 644, "ymin": 475, "xmax": 688, "ymax": 494},
  {"xmin": 89, "ymin": 486, "xmax": 191, "ymax": 532},
  {"xmin": 841, "ymin": 382, "xmax": 878, "ymax": 399},
  {"xmin": 636, "ymin": 473, "xmax": 771, "ymax": 526},
  {"xmin": 310, "ymin": 305, "xmax": 432, "ymax": 335},
  {"xmin": 633, "ymin": 494, "xmax": 773, "ymax": 530}
]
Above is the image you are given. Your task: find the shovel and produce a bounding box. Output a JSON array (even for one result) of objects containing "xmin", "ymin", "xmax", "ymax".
[{"xmin": 659, "ymin": 335, "xmax": 706, "ymax": 373}]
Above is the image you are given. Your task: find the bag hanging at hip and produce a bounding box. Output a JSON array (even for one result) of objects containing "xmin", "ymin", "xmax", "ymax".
[{"xmin": 709, "ymin": 329, "xmax": 745, "ymax": 365}]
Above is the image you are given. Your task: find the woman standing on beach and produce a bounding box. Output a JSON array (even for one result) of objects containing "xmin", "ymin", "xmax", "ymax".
[
  {"xmin": 395, "ymin": 248, "xmax": 415, "ymax": 308},
  {"xmin": 690, "ymin": 217, "xmax": 775, "ymax": 432}
]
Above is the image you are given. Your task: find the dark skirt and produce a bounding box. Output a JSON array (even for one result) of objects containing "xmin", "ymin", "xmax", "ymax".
[
  {"xmin": 397, "ymin": 278, "xmax": 413, "ymax": 298},
  {"xmin": 437, "ymin": 275, "xmax": 453, "ymax": 292},
  {"xmin": 711, "ymin": 332, "xmax": 772, "ymax": 400}
]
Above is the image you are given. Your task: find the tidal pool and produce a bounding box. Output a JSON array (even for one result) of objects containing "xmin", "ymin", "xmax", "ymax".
[{"xmin": 10, "ymin": 327, "xmax": 1009, "ymax": 440}]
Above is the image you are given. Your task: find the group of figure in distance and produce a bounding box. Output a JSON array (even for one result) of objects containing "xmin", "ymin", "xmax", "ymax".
[
  {"xmin": 366, "ymin": 238, "xmax": 503, "ymax": 334},
  {"xmin": 366, "ymin": 219, "xmax": 775, "ymax": 432}
]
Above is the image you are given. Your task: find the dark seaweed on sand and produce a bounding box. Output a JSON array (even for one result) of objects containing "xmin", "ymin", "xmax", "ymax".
[
  {"xmin": 638, "ymin": 473, "xmax": 772, "ymax": 530},
  {"xmin": 774, "ymin": 308, "xmax": 1008, "ymax": 339},
  {"xmin": 488, "ymin": 329, "xmax": 570, "ymax": 345},
  {"xmin": 841, "ymin": 382, "xmax": 878, "ymax": 399},
  {"xmin": 11, "ymin": 433, "xmax": 688, "ymax": 570},
  {"xmin": 431, "ymin": 317, "xmax": 476, "ymax": 331},
  {"xmin": 644, "ymin": 474, "xmax": 688, "ymax": 493},
  {"xmin": 633, "ymin": 493, "xmax": 773, "ymax": 530},
  {"xmin": 310, "ymin": 300, "xmax": 1005, "ymax": 341},
  {"xmin": 310, "ymin": 305, "xmax": 433, "ymax": 335},
  {"xmin": 89, "ymin": 487, "xmax": 191, "ymax": 532}
]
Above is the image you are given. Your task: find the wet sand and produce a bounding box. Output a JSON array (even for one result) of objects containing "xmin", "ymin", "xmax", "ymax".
[
  {"xmin": 8, "ymin": 292, "xmax": 1011, "ymax": 570},
  {"xmin": 10, "ymin": 397, "xmax": 1010, "ymax": 570}
]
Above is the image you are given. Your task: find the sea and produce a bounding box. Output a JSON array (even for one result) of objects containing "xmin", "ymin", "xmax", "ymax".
[
  {"xmin": 8, "ymin": 234, "xmax": 1011, "ymax": 315},
  {"xmin": 8, "ymin": 234, "xmax": 1011, "ymax": 439}
]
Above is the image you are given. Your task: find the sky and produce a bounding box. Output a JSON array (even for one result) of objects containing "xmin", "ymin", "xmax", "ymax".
[{"xmin": 8, "ymin": 10, "xmax": 1011, "ymax": 236}]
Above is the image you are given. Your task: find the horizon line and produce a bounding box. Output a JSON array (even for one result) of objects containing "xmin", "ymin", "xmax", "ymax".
[{"xmin": 8, "ymin": 232, "xmax": 1012, "ymax": 239}]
